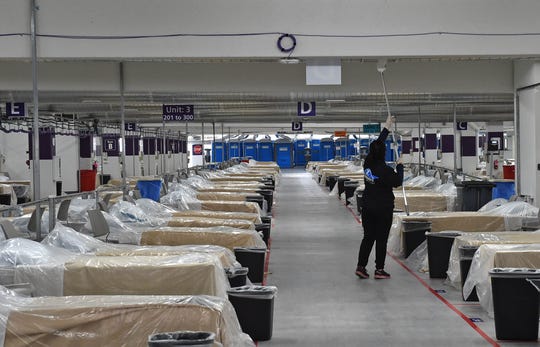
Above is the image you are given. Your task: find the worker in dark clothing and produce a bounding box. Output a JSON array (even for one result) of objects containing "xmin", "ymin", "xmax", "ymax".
[{"xmin": 356, "ymin": 115, "xmax": 404, "ymax": 279}]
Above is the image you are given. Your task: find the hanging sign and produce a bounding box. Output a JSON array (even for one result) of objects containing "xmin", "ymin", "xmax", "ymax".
[
  {"xmin": 363, "ymin": 123, "xmax": 381, "ymax": 133},
  {"xmin": 456, "ymin": 122, "xmax": 468, "ymax": 130},
  {"xmin": 5, "ymin": 102, "xmax": 25, "ymax": 118},
  {"xmin": 162, "ymin": 105, "xmax": 195, "ymax": 121},
  {"xmin": 125, "ymin": 123, "xmax": 137, "ymax": 131},
  {"xmin": 334, "ymin": 130, "xmax": 347, "ymax": 137},
  {"xmin": 292, "ymin": 121, "xmax": 303, "ymax": 131},
  {"xmin": 297, "ymin": 102, "xmax": 316, "ymax": 116}
]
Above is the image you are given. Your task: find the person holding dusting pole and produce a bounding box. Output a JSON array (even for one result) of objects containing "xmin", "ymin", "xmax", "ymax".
[{"xmin": 355, "ymin": 114, "xmax": 403, "ymax": 279}]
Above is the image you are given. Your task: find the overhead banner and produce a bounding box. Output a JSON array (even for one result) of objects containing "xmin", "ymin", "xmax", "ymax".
[
  {"xmin": 162, "ymin": 104, "xmax": 195, "ymax": 121},
  {"xmin": 297, "ymin": 102, "xmax": 316, "ymax": 117},
  {"xmin": 292, "ymin": 121, "xmax": 303, "ymax": 131}
]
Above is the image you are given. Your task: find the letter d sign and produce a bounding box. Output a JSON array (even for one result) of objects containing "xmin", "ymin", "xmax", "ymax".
[{"xmin": 297, "ymin": 101, "xmax": 316, "ymax": 117}]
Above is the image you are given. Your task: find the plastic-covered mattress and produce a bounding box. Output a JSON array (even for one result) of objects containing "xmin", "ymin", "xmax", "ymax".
[
  {"xmin": 447, "ymin": 231, "xmax": 540, "ymax": 289},
  {"xmin": 14, "ymin": 253, "xmax": 228, "ymax": 298},
  {"xmin": 0, "ymin": 289, "xmax": 254, "ymax": 347},
  {"xmin": 171, "ymin": 210, "xmax": 262, "ymax": 224},
  {"xmin": 196, "ymin": 192, "xmax": 256, "ymax": 201},
  {"xmin": 394, "ymin": 191, "xmax": 449, "ymax": 212},
  {"xmin": 166, "ymin": 217, "xmax": 255, "ymax": 230},
  {"xmin": 462, "ymin": 243, "xmax": 540, "ymax": 316},
  {"xmin": 43, "ymin": 225, "xmax": 240, "ymax": 268},
  {"xmin": 140, "ymin": 226, "xmax": 266, "ymax": 250}
]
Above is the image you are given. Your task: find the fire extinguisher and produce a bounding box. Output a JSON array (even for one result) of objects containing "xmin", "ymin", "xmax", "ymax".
[{"xmin": 494, "ymin": 159, "xmax": 499, "ymax": 170}]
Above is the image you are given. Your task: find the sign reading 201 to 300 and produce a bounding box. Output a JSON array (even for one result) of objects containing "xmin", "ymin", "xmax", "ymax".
[{"xmin": 162, "ymin": 104, "xmax": 195, "ymax": 121}]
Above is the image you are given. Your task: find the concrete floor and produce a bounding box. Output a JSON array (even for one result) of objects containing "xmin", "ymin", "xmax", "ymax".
[{"xmin": 260, "ymin": 169, "xmax": 538, "ymax": 347}]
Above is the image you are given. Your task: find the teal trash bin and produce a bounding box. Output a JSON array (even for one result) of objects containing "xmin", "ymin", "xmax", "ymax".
[{"xmin": 136, "ymin": 180, "xmax": 162, "ymax": 202}]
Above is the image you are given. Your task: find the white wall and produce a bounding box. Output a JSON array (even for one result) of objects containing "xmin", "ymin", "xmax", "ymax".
[
  {"xmin": 3, "ymin": 0, "xmax": 540, "ymax": 58},
  {"xmin": 55, "ymin": 135, "xmax": 79, "ymax": 193}
]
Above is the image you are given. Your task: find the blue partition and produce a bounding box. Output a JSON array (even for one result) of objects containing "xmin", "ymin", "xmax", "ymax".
[
  {"xmin": 228, "ymin": 140, "xmax": 241, "ymax": 159},
  {"xmin": 294, "ymin": 139, "xmax": 308, "ymax": 166},
  {"xmin": 348, "ymin": 139, "xmax": 358, "ymax": 158},
  {"xmin": 334, "ymin": 137, "xmax": 349, "ymax": 159},
  {"xmin": 242, "ymin": 140, "xmax": 257, "ymax": 159},
  {"xmin": 257, "ymin": 139, "xmax": 274, "ymax": 161},
  {"xmin": 310, "ymin": 139, "xmax": 321, "ymax": 161},
  {"xmin": 274, "ymin": 138, "xmax": 293, "ymax": 168},
  {"xmin": 212, "ymin": 141, "xmax": 225, "ymax": 162},
  {"xmin": 319, "ymin": 138, "xmax": 335, "ymax": 161}
]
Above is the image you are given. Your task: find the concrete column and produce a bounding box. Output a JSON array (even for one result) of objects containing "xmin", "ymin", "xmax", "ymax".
[{"xmin": 515, "ymin": 61, "xmax": 540, "ymax": 204}]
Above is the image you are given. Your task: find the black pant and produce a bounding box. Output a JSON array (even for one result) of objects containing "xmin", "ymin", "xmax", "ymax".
[{"xmin": 357, "ymin": 207, "xmax": 394, "ymax": 269}]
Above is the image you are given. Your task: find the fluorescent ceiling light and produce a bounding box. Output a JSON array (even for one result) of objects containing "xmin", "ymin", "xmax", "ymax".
[
  {"xmin": 325, "ymin": 99, "xmax": 346, "ymax": 103},
  {"xmin": 279, "ymin": 58, "xmax": 300, "ymax": 64}
]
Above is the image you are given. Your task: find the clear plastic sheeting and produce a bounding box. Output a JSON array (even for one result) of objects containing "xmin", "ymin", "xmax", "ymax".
[
  {"xmin": 0, "ymin": 238, "xmax": 75, "ymax": 267},
  {"xmin": 0, "ymin": 288, "xmax": 254, "ymax": 347},
  {"xmin": 135, "ymin": 198, "xmax": 176, "ymax": 219},
  {"xmin": 404, "ymin": 240, "xmax": 429, "ymax": 273},
  {"xmin": 485, "ymin": 201, "xmax": 540, "ymax": 230},
  {"xmin": 184, "ymin": 176, "xmax": 214, "ymax": 190},
  {"xmin": 43, "ymin": 225, "xmax": 240, "ymax": 268},
  {"xmin": 109, "ymin": 201, "xmax": 168, "ymax": 227},
  {"xmin": 67, "ymin": 198, "xmax": 97, "ymax": 223},
  {"xmin": 478, "ymin": 198, "xmax": 508, "ymax": 212},
  {"xmin": 405, "ymin": 175, "xmax": 441, "ymax": 190},
  {"xmin": 446, "ymin": 231, "xmax": 540, "ymax": 289},
  {"xmin": 14, "ymin": 253, "xmax": 229, "ymax": 298},
  {"xmin": 140, "ymin": 226, "xmax": 267, "ymax": 250},
  {"xmin": 42, "ymin": 224, "xmax": 105, "ymax": 254},
  {"xmin": 462, "ymin": 244, "xmax": 540, "ymax": 316},
  {"xmin": 434, "ymin": 182, "xmax": 458, "ymax": 211}
]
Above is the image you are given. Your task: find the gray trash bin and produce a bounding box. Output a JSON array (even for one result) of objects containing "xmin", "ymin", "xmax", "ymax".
[{"xmin": 459, "ymin": 245, "xmax": 479, "ymax": 301}]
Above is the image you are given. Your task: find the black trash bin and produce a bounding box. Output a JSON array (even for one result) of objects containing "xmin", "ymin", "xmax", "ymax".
[
  {"xmin": 227, "ymin": 286, "xmax": 277, "ymax": 341},
  {"xmin": 490, "ymin": 268, "xmax": 540, "ymax": 341},
  {"xmin": 426, "ymin": 232, "xmax": 462, "ymax": 278},
  {"xmin": 344, "ymin": 181, "xmax": 359, "ymax": 206},
  {"xmin": 55, "ymin": 180, "xmax": 62, "ymax": 196},
  {"xmin": 0, "ymin": 194, "xmax": 11, "ymax": 206},
  {"xmin": 226, "ymin": 267, "xmax": 249, "ymax": 287},
  {"xmin": 455, "ymin": 181, "xmax": 496, "ymax": 211},
  {"xmin": 402, "ymin": 221, "xmax": 432, "ymax": 258},
  {"xmin": 148, "ymin": 331, "xmax": 216, "ymax": 346},
  {"xmin": 255, "ymin": 223, "xmax": 271, "ymax": 246},
  {"xmin": 459, "ymin": 245, "xmax": 479, "ymax": 301},
  {"xmin": 256, "ymin": 190, "xmax": 273, "ymax": 212},
  {"xmin": 245, "ymin": 195, "xmax": 264, "ymax": 210},
  {"xmin": 234, "ymin": 247, "xmax": 266, "ymax": 283},
  {"xmin": 337, "ymin": 177, "xmax": 351, "ymax": 197},
  {"xmin": 327, "ymin": 175, "xmax": 339, "ymax": 191},
  {"xmin": 260, "ymin": 216, "xmax": 272, "ymax": 225}
]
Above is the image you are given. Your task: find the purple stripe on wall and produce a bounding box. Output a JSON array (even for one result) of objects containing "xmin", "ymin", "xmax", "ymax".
[
  {"xmin": 125, "ymin": 136, "xmax": 140, "ymax": 156},
  {"xmin": 412, "ymin": 137, "xmax": 419, "ymax": 152},
  {"xmin": 441, "ymin": 135, "xmax": 454, "ymax": 153},
  {"xmin": 143, "ymin": 137, "xmax": 156, "ymax": 155},
  {"xmin": 401, "ymin": 140, "xmax": 412, "ymax": 154},
  {"xmin": 461, "ymin": 136, "xmax": 477, "ymax": 157},
  {"xmin": 425, "ymin": 134, "xmax": 437, "ymax": 150}
]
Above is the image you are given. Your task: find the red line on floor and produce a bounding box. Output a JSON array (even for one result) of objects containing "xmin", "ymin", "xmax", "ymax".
[
  {"xmin": 389, "ymin": 254, "xmax": 500, "ymax": 347},
  {"xmin": 344, "ymin": 205, "xmax": 500, "ymax": 347}
]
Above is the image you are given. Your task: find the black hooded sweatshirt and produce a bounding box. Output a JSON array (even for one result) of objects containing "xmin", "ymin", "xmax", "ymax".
[{"xmin": 361, "ymin": 128, "xmax": 404, "ymax": 210}]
